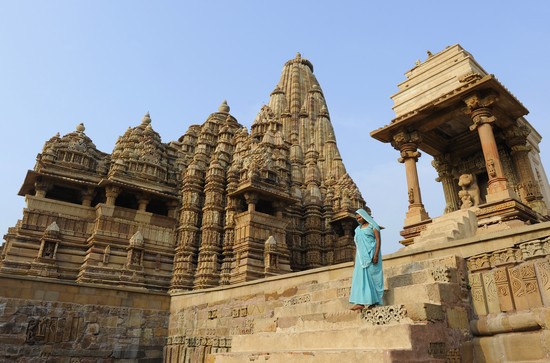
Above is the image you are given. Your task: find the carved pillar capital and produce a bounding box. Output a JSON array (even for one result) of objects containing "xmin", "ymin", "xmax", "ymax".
[
  {"xmin": 391, "ymin": 130, "xmax": 422, "ymax": 151},
  {"xmin": 462, "ymin": 92, "xmax": 498, "ymax": 112},
  {"xmin": 432, "ymin": 155, "xmax": 452, "ymax": 178},
  {"xmin": 504, "ymin": 125, "xmax": 530, "ymax": 148},
  {"xmin": 462, "ymin": 93, "xmax": 498, "ymax": 131},
  {"xmin": 398, "ymin": 150, "xmax": 421, "ymax": 163}
]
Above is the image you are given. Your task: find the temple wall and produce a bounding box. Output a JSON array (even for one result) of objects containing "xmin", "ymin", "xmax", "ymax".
[
  {"xmin": 0, "ymin": 275, "xmax": 170, "ymax": 362},
  {"xmin": 166, "ymin": 220, "xmax": 550, "ymax": 362}
]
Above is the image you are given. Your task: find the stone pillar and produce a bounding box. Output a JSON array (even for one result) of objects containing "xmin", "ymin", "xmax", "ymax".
[
  {"xmin": 105, "ymin": 186, "xmax": 121, "ymax": 206},
  {"xmin": 505, "ymin": 125, "xmax": 548, "ymax": 215},
  {"xmin": 81, "ymin": 187, "xmax": 95, "ymax": 207},
  {"xmin": 463, "ymin": 93, "xmax": 517, "ymax": 202},
  {"xmin": 34, "ymin": 181, "xmax": 52, "ymax": 198},
  {"xmin": 137, "ymin": 194, "xmax": 150, "ymax": 212},
  {"xmin": 391, "ymin": 131, "xmax": 430, "ymax": 225},
  {"xmin": 433, "ymin": 154, "xmax": 459, "ymax": 213},
  {"xmin": 244, "ymin": 192, "xmax": 258, "ymax": 212},
  {"xmin": 167, "ymin": 200, "xmax": 179, "ymax": 219}
]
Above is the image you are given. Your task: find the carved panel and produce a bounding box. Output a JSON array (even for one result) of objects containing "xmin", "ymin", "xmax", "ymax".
[
  {"xmin": 431, "ymin": 266, "xmax": 452, "ymax": 283},
  {"xmin": 282, "ymin": 294, "xmax": 311, "ymax": 307},
  {"xmin": 493, "ymin": 267, "xmax": 515, "ymax": 312},
  {"xmin": 534, "ymin": 260, "xmax": 550, "ymax": 306},
  {"xmin": 468, "ymin": 272, "xmax": 487, "ymax": 316},
  {"xmin": 361, "ymin": 305, "xmax": 407, "ymax": 325},
  {"xmin": 481, "ymin": 271, "xmax": 500, "ymax": 313},
  {"xmin": 509, "ymin": 262, "xmax": 543, "ymax": 311}
]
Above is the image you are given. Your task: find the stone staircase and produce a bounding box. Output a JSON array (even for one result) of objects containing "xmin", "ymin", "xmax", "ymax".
[
  {"xmin": 206, "ymin": 256, "xmax": 470, "ymax": 362},
  {"xmin": 413, "ymin": 209, "xmax": 478, "ymax": 245}
]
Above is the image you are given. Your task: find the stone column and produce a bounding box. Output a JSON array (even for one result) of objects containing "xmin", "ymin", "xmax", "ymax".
[
  {"xmin": 391, "ymin": 131, "xmax": 430, "ymax": 225},
  {"xmin": 34, "ymin": 181, "xmax": 52, "ymax": 198},
  {"xmin": 137, "ymin": 194, "xmax": 150, "ymax": 212},
  {"xmin": 463, "ymin": 93, "xmax": 517, "ymax": 202},
  {"xmin": 81, "ymin": 187, "xmax": 95, "ymax": 207},
  {"xmin": 505, "ymin": 125, "xmax": 547, "ymax": 215},
  {"xmin": 244, "ymin": 192, "xmax": 258, "ymax": 212},
  {"xmin": 105, "ymin": 186, "xmax": 121, "ymax": 205},
  {"xmin": 433, "ymin": 154, "xmax": 459, "ymax": 213},
  {"xmin": 166, "ymin": 200, "xmax": 179, "ymax": 219}
]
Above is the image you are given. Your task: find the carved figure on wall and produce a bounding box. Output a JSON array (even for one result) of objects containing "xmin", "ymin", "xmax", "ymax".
[
  {"xmin": 26, "ymin": 319, "xmax": 39, "ymax": 344},
  {"xmin": 42, "ymin": 242, "xmax": 55, "ymax": 258},
  {"xmin": 459, "ymin": 190, "xmax": 473, "ymax": 209},
  {"xmin": 458, "ymin": 174, "xmax": 480, "ymax": 208},
  {"xmin": 103, "ymin": 245, "xmax": 111, "ymax": 264}
]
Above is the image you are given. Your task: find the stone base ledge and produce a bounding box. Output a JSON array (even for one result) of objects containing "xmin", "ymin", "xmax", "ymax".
[{"xmin": 470, "ymin": 307, "xmax": 550, "ymax": 336}]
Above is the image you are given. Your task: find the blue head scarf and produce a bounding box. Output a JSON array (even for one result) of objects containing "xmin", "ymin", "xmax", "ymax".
[{"xmin": 355, "ymin": 208, "xmax": 380, "ymax": 231}]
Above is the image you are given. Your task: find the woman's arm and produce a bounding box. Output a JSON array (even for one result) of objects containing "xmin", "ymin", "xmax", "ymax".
[{"xmin": 372, "ymin": 228, "xmax": 381, "ymax": 264}]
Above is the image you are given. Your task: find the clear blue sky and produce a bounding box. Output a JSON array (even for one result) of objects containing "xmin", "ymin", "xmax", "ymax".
[{"xmin": 1, "ymin": 1, "xmax": 549, "ymax": 254}]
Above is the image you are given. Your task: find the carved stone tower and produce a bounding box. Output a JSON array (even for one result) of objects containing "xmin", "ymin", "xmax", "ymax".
[{"xmin": 0, "ymin": 54, "xmax": 365, "ymax": 293}]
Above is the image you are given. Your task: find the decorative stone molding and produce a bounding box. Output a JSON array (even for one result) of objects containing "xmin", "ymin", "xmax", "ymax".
[
  {"xmin": 489, "ymin": 248, "xmax": 521, "ymax": 267},
  {"xmin": 431, "ymin": 266, "xmax": 452, "ymax": 283},
  {"xmin": 519, "ymin": 239, "xmax": 548, "ymax": 260},
  {"xmin": 467, "ymin": 253, "xmax": 491, "ymax": 272},
  {"xmin": 361, "ymin": 305, "xmax": 407, "ymax": 325}
]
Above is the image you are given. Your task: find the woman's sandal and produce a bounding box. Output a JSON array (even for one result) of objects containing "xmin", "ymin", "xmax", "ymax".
[{"xmin": 350, "ymin": 304, "xmax": 364, "ymax": 311}]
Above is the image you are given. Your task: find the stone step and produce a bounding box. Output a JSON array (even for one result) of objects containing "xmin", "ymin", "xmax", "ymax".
[
  {"xmin": 383, "ymin": 255, "xmax": 464, "ymax": 280},
  {"xmin": 209, "ymin": 349, "xmax": 446, "ymax": 363},
  {"xmin": 274, "ymin": 295, "xmax": 352, "ymax": 316},
  {"xmin": 386, "ymin": 266, "xmax": 458, "ymax": 289},
  {"xmin": 273, "ymin": 300, "xmax": 444, "ymax": 331},
  {"xmin": 209, "ymin": 349, "xmax": 389, "ymax": 363},
  {"xmin": 229, "ymin": 323, "xmax": 444, "ymax": 352},
  {"xmin": 385, "ymin": 282, "xmax": 462, "ymax": 305},
  {"xmin": 415, "ymin": 210, "xmax": 478, "ymax": 244}
]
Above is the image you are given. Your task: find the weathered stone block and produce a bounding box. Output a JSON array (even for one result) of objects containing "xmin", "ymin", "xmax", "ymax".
[
  {"xmin": 502, "ymin": 331, "xmax": 545, "ymax": 361},
  {"xmin": 446, "ymin": 307, "xmax": 469, "ymax": 329}
]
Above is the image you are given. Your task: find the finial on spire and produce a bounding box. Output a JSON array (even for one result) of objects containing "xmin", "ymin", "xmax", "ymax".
[
  {"xmin": 142, "ymin": 112, "xmax": 151, "ymax": 125},
  {"xmin": 76, "ymin": 123, "xmax": 85, "ymax": 132},
  {"xmin": 219, "ymin": 100, "xmax": 230, "ymax": 113},
  {"xmin": 296, "ymin": 52, "xmax": 301, "ymax": 60}
]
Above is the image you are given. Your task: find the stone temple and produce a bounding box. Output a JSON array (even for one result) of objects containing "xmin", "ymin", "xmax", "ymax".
[{"xmin": 1, "ymin": 46, "xmax": 550, "ymax": 362}]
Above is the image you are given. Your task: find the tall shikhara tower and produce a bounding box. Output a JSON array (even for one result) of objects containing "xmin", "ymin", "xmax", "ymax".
[{"xmin": 0, "ymin": 54, "xmax": 364, "ymax": 292}]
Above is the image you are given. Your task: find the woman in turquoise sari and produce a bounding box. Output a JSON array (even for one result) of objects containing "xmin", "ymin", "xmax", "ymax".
[{"xmin": 349, "ymin": 208, "xmax": 384, "ymax": 311}]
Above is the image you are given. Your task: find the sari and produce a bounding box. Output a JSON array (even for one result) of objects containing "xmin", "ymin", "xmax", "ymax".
[{"xmin": 349, "ymin": 208, "xmax": 384, "ymax": 306}]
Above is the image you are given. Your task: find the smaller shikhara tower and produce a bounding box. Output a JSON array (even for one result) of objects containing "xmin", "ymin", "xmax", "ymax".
[{"xmin": 0, "ymin": 53, "xmax": 364, "ymax": 291}]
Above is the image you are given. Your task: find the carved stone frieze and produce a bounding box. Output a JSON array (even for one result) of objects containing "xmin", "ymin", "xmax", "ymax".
[
  {"xmin": 518, "ymin": 239, "xmax": 548, "ymax": 260},
  {"xmin": 489, "ymin": 248, "xmax": 522, "ymax": 267},
  {"xmin": 467, "ymin": 254, "xmax": 491, "ymax": 272}
]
